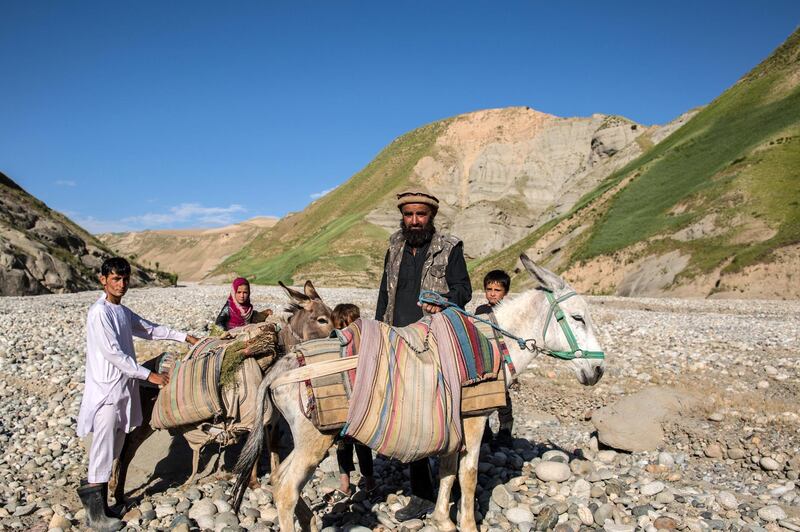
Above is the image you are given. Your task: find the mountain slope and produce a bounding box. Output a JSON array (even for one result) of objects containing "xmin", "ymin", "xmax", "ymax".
[
  {"xmin": 99, "ymin": 217, "xmax": 278, "ymax": 283},
  {"xmin": 474, "ymin": 28, "xmax": 800, "ymax": 299},
  {"xmin": 0, "ymin": 172, "xmax": 175, "ymax": 296},
  {"xmin": 215, "ymin": 106, "xmax": 685, "ymax": 286}
]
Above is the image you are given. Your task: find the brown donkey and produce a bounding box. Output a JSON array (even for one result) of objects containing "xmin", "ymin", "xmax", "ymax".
[{"xmin": 109, "ymin": 280, "xmax": 333, "ymax": 507}]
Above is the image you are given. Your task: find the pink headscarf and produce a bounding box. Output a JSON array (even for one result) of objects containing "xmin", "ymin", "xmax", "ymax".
[{"xmin": 227, "ymin": 277, "xmax": 253, "ymax": 329}]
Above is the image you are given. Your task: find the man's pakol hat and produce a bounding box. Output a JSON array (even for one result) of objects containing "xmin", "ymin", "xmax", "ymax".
[{"xmin": 396, "ymin": 190, "xmax": 439, "ymax": 211}]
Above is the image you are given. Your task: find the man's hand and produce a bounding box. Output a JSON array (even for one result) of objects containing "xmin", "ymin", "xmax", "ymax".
[
  {"xmin": 420, "ymin": 302, "xmax": 443, "ymax": 314},
  {"xmin": 147, "ymin": 371, "xmax": 170, "ymax": 386},
  {"xmin": 186, "ymin": 335, "xmax": 199, "ymax": 345}
]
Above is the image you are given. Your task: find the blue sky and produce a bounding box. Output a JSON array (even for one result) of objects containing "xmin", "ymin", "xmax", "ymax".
[{"xmin": 2, "ymin": 2, "xmax": 798, "ymax": 233}]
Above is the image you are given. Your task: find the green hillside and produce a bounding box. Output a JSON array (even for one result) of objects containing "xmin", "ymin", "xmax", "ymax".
[
  {"xmin": 215, "ymin": 120, "xmax": 448, "ymax": 284},
  {"xmin": 474, "ymin": 28, "xmax": 800, "ymax": 291}
]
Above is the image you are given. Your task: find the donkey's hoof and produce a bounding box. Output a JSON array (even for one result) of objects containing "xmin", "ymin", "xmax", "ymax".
[{"xmin": 430, "ymin": 516, "xmax": 457, "ymax": 532}]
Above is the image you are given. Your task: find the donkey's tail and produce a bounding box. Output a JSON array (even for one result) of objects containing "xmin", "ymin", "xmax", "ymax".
[{"xmin": 231, "ymin": 372, "xmax": 274, "ymax": 512}]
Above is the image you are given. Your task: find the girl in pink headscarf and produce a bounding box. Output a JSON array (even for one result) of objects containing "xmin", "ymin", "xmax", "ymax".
[{"xmin": 215, "ymin": 277, "xmax": 255, "ymax": 330}]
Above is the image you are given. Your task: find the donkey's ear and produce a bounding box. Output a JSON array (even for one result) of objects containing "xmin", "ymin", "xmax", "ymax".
[
  {"xmin": 520, "ymin": 253, "xmax": 565, "ymax": 292},
  {"xmin": 304, "ymin": 280, "xmax": 322, "ymax": 301},
  {"xmin": 279, "ymin": 281, "xmax": 309, "ymax": 303}
]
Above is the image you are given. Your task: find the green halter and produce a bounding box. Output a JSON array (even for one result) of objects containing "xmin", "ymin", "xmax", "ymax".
[
  {"xmin": 541, "ymin": 291, "xmax": 605, "ymax": 360},
  {"xmin": 417, "ymin": 289, "xmax": 605, "ymax": 362}
]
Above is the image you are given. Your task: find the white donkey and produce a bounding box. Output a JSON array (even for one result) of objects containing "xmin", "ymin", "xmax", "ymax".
[{"xmin": 232, "ymin": 255, "xmax": 606, "ymax": 532}]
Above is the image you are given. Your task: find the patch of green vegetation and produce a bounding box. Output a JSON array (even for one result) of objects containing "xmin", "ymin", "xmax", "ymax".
[
  {"xmin": 579, "ymin": 83, "xmax": 800, "ymax": 259},
  {"xmin": 567, "ymin": 27, "xmax": 800, "ymax": 277},
  {"xmin": 474, "ymin": 29, "xmax": 800, "ymax": 287}
]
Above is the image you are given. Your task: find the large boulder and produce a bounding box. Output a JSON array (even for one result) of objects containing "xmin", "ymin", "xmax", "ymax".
[{"xmin": 592, "ymin": 387, "xmax": 702, "ymax": 452}]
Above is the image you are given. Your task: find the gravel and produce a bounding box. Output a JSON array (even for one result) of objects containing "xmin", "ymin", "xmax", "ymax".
[{"xmin": 0, "ymin": 287, "xmax": 798, "ymax": 530}]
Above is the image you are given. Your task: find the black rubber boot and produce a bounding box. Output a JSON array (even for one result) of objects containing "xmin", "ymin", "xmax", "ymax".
[
  {"xmin": 101, "ymin": 482, "xmax": 126, "ymax": 519},
  {"xmin": 395, "ymin": 495, "xmax": 434, "ymax": 521},
  {"xmin": 77, "ymin": 483, "xmax": 124, "ymax": 532}
]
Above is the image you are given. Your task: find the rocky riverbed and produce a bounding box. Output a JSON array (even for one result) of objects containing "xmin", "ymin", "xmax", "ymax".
[{"xmin": 0, "ymin": 285, "xmax": 798, "ymax": 531}]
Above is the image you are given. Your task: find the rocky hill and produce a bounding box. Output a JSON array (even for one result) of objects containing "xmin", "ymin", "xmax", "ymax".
[
  {"xmin": 0, "ymin": 172, "xmax": 176, "ymax": 296},
  {"xmin": 474, "ymin": 28, "xmax": 800, "ymax": 299},
  {"xmin": 99, "ymin": 217, "xmax": 278, "ymax": 283},
  {"xmin": 214, "ymin": 106, "xmax": 692, "ymax": 286}
]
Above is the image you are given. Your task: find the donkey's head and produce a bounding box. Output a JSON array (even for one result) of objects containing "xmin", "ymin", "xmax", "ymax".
[
  {"xmin": 519, "ymin": 254, "xmax": 605, "ymax": 386},
  {"xmin": 279, "ymin": 280, "xmax": 333, "ymax": 348}
]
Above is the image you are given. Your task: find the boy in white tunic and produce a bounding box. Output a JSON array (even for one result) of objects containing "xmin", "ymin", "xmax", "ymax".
[{"xmin": 76, "ymin": 257, "xmax": 197, "ymax": 531}]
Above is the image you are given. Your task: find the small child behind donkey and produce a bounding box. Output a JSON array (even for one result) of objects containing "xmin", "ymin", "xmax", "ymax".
[
  {"xmin": 329, "ymin": 303, "xmax": 377, "ymax": 502},
  {"xmin": 476, "ymin": 269, "xmax": 515, "ymax": 447},
  {"xmin": 76, "ymin": 257, "xmax": 198, "ymax": 531}
]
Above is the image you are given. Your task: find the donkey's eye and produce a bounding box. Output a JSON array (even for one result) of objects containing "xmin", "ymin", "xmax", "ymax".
[
  {"xmin": 317, "ymin": 317, "xmax": 329, "ymax": 324},
  {"xmin": 571, "ymin": 314, "xmax": 585, "ymax": 323}
]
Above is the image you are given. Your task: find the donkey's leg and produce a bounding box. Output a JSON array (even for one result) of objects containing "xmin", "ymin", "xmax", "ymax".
[
  {"xmin": 268, "ymin": 423, "xmax": 282, "ymax": 479},
  {"xmin": 430, "ymin": 450, "xmax": 459, "ymax": 531},
  {"xmin": 273, "ymin": 422, "xmax": 334, "ymax": 532},
  {"xmin": 457, "ymin": 415, "xmax": 486, "ymax": 532}
]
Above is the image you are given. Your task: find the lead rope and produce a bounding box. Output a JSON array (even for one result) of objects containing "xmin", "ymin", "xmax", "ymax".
[{"xmin": 417, "ymin": 289, "xmax": 605, "ymax": 362}]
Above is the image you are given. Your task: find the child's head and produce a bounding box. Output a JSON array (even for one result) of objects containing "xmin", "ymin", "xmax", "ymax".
[
  {"xmin": 231, "ymin": 277, "xmax": 251, "ymax": 305},
  {"xmin": 100, "ymin": 257, "xmax": 132, "ymax": 299},
  {"xmin": 483, "ymin": 270, "xmax": 510, "ymax": 306},
  {"xmin": 331, "ymin": 303, "xmax": 361, "ymax": 329}
]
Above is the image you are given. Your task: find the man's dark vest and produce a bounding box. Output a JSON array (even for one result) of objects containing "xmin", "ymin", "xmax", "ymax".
[{"xmin": 380, "ymin": 230, "xmax": 461, "ymax": 324}]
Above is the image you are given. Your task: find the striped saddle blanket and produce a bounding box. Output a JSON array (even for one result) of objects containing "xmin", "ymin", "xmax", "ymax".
[
  {"xmin": 150, "ymin": 323, "xmax": 281, "ymax": 429},
  {"xmin": 151, "ymin": 337, "xmax": 225, "ymax": 429},
  {"xmin": 295, "ymin": 309, "xmax": 506, "ymax": 462}
]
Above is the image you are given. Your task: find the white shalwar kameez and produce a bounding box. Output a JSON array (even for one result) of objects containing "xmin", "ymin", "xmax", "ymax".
[{"xmin": 77, "ymin": 294, "xmax": 186, "ymax": 483}]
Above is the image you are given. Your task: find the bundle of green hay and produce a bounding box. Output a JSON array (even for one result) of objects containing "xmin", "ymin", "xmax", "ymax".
[{"xmin": 219, "ymin": 322, "xmax": 282, "ymax": 387}]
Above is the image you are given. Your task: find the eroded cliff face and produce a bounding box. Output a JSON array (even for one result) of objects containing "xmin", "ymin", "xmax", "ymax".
[
  {"xmin": 366, "ymin": 107, "xmax": 657, "ymax": 258},
  {"xmin": 0, "ymin": 172, "xmax": 171, "ymax": 296}
]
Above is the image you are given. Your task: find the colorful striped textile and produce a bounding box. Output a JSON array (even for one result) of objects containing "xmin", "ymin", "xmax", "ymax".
[
  {"xmin": 151, "ymin": 337, "xmax": 225, "ymax": 429},
  {"xmin": 343, "ymin": 311, "xmax": 500, "ymax": 462},
  {"xmin": 439, "ymin": 308, "xmax": 500, "ymax": 385}
]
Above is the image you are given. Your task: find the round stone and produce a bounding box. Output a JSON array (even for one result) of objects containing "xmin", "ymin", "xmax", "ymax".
[
  {"xmin": 640, "ymin": 481, "xmax": 665, "ymax": 496},
  {"xmin": 594, "ymin": 503, "xmax": 613, "ymax": 526},
  {"xmin": 653, "ymin": 516, "xmax": 678, "ymax": 529},
  {"xmin": 188, "ymin": 499, "xmax": 217, "ymax": 519},
  {"xmin": 213, "ymin": 499, "xmax": 233, "ymax": 513},
  {"xmin": 716, "ymin": 491, "xmax": 738, "ymax": 510},
  {"xmin": 577, "ymin": 505, "xmax": 594, "ymax": 526},
  {"xmin": 658, "ymin": 452, "xmax": 675, "ymax": 468},
  {"xmin": 491, "ymin": 484, "xmax": 514, "ymax": 508},
  {"xmin": 399, "ymin": 519, "xmax": 424, "ymax": 531},
  {"xmin": 759, "ymin": 457, "xmax": 780, "ymax": 471},
  {"xmin": 536, "ymin": 505, "xmax": 559, "ymax": 530},
  {"xmin": 506, "ymin": 506, "xmax": 535, "ymax": 524},
  {"xmin": 597, "ymin": 450, "xmax": 618, "ymax": 463},
  {"xmin": 571, "ymin": 478, "xmax": 591, "ymax": 499},
  {"xmin": 727, "ymin": 448, "xmax": 746, "ymax": 460},
  {"xmin": 756, "ymin": 505, "xmax": 786, "ymax": 522},
  {"xmin": 535, "ymin": 461, "xmax": 571, "ymax": 483},
  {"xmin": 213, "ymin": 511, "xmax": 239, "ymax": 528},
  {"xmin": 704, "ymin": 444, "xmax": 724, "ymax": 459},
  {"xmin": 259, "ymin": 506, "xmax": 278, "ymax": 523}
]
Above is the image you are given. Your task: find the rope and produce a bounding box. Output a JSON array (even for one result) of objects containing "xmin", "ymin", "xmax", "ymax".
[{"xmin": 417, "ymin": 290, "xmax": 605, "ymax": 361}]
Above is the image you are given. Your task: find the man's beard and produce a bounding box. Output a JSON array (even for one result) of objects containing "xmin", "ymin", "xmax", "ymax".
[{"xmin": 401, "ymin": 219, "xmax": 436, "ymax": 247}]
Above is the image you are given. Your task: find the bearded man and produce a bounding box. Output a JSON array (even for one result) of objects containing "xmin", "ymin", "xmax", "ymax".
[{"xmin": 375, "ymin": 189, "xmax": 472, "ymax": 520}]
